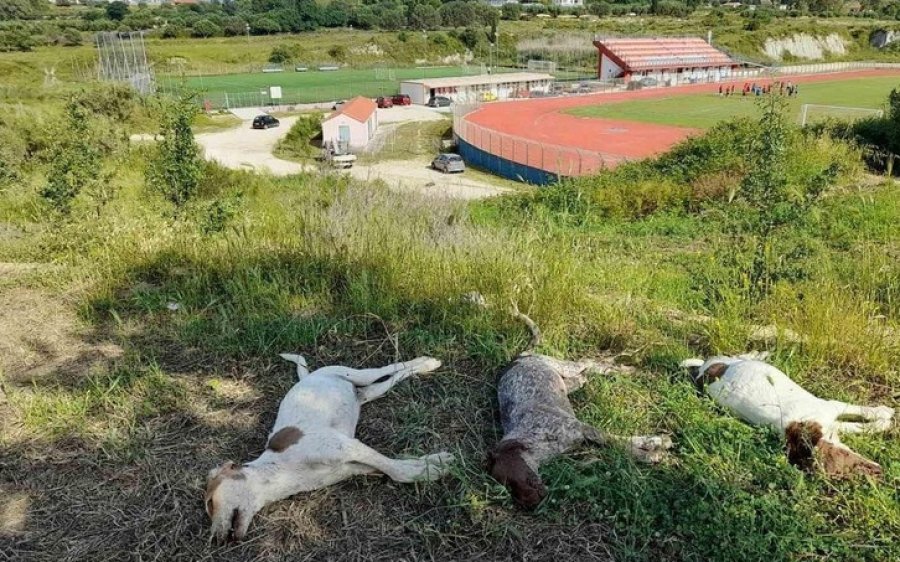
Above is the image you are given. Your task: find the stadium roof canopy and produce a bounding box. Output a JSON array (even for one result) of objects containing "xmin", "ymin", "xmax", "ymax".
[{"xmin": 593, "ymin": 37, "xmax": 734, "ymax": 72}]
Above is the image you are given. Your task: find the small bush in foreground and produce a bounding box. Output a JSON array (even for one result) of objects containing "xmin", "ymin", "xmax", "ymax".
[{"xmin": 145, "ymin": 93, "xmax": 205, "ymax": 214}]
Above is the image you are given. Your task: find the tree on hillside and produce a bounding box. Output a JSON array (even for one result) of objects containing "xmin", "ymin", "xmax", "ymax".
[
  {"xmin": 501, "ymin": 3, "xmax": 522, "ymax": 20},
  {"xmin": 440, "ymin": 1, "xmax": 476, "ymax": 28},
  {"xmin": 105, "ymin": 1, "xmax": 129, "ymax": 22},
  {"xmin": 409, "ymin": 4, "xmax": 440, "ymax": 30},
  {"xmin": 0, "ymin": 0, "xmax": 46, "ymax": 21}
]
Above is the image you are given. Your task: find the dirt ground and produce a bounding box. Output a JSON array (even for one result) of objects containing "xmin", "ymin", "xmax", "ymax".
[
  {"xmin": 349, "ymin": 159, "xmax": 510, "ymax": 200},
  {"xmin": 0, "ymin": 274, "xmax": 616, "ymax": 562},
  {"xmin": 196, "ymin": 106, "xmax": 508, "ymax": 199}
]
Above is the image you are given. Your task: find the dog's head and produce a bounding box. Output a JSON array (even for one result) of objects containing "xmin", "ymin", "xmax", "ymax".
[
  {"xmin": 488, "ymin": 440, "xmax": 546, "ymax": 510},
  {"xmin": 680, "ymin": 356, "xmax": 744, "ymax": 391},
  {"xmin": 205, "ymin": 461, "xmax": 260, "ymax": 543}
]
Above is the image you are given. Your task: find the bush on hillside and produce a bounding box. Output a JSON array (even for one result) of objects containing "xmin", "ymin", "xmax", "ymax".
[
  {"xmin": 145, "ymin": 93, "xmax": 205, "ymax": 214},
  {"xmin": 511, "ymin": 97, "xmax": 860, "ymax": 225}
]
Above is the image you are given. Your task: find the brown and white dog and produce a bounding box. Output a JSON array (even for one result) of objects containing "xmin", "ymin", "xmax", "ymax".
[
  {"xmin": 681, "ymin": 354, "xmax": 894, "ymax": 477},
  {"xmin": 488, "ymin": 310, "xmax": 673, "ymax": 510},
  {"xmin": 205, "ymin": 354, "xmax": 454, "ymax": 543}
]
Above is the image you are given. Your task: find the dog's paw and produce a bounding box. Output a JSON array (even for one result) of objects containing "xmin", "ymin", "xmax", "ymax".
[
  {"xmin": 419, "ymin": 452, "xmax": 455, "ymax": 480},
  {"xmin": 873, "ymin": 406, "xmax": 895, "ymax": 422},
  {"xmin": 409, "ymin": 357, "xmax": 442, "ymax": 374}
]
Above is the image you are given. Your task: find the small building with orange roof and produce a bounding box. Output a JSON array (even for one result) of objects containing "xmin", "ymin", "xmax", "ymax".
[{"xmin": 321, "ymin": 96, "xmax": 378, "ymax": 152}]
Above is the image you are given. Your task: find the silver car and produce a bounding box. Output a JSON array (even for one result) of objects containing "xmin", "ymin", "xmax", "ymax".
[{"xmin": 431, "ymin": 153, "xmax": 465, "ymax": 173}]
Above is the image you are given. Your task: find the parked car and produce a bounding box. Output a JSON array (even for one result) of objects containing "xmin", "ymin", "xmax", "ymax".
[
  {"xmin": 252, "ymin": 114, "xmax": 280, "ymax": 129},
  {"xmin": 391, "ymin": 93, "xmax": 411, "ymax": 106},
  {"xmin": 376, "ymin": 96, "xmax": 393, "ymax": 108},
  {"xmin": 431, "ymin": 153, "xmax": 465, "ymax": 173},
  {"xmin": 640, "ymin": 77, "xmax": 659, "ymax": 87},
  {"xmin": 332, "ymin": 100, "xmax": 346, "ymax": 110},
  {"xmin": 427, "ymin": 96, "xmax": 451, "ymax": 108}
]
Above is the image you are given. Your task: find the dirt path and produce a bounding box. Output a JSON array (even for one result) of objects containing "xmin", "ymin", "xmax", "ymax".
[
  {"xmin": 350, "ymin": 159, "xmax": 510, "ymax": 200},
  {"xmin": 195, "ymin": 116, "xmax": 312, "ymax": 176}
]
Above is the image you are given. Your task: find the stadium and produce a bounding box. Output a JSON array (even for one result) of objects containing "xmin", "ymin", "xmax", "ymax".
[{"xmin": 450, "ymin": 36, "xmax": 900, "ymax": 184}]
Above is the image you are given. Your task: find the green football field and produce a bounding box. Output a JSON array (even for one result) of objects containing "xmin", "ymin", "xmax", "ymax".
[
  {"xmin": 566, "ymin": 76, "xmax": 900, "ymax": 128},
  {"xmin": 160, "ymin": 65, "xmax": 522, "ymax": 106}
]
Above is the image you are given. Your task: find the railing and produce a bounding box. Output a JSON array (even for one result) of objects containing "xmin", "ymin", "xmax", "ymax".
[
  {"xmin": 452, "ymin": 103, "xmax": 613, "ymax": 181},
  {"xmin": 452, "ymin": 61, "xmax": 900, "ymax": 182}
]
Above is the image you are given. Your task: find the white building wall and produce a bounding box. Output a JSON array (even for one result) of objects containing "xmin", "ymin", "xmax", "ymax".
[
  {"xmin": 400, "ymin": 83, "xmax": 428, "ymax": 105},
  {"xmin": 321, "ymin": 114, "xmax": 373, "ymax": 151},
  {"xmin": 599, "ymin": 55, "xmax": 623, "ymax": 79}
]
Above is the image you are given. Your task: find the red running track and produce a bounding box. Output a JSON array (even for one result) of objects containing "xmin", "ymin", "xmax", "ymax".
[{"xmin": 459, "ymin": 69, "xmax": 900, "ymax": 176}]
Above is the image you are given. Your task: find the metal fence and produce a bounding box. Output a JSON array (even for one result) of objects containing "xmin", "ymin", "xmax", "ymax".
[
  {"xmin": 452, "ymin": 104, "xmax": 614, "ymax": 183},
  {"xmin": 452, "ymin": 61, "xmax": 900, "ymax": 183}
]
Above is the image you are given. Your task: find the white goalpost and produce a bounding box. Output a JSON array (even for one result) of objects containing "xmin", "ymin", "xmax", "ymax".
[{"xmin": 800, "ymin": 104, "xmax": 884, "ymax": 126}]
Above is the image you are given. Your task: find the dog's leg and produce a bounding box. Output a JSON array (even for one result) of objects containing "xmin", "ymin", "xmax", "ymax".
[
  {"xmin": 317, "ymin": 357, "xmax": 441, "ymax": 387},
  {"xmin": 581, "ymin": 423, "xmax": 673, "ymax": 464},
  {"xmin": 342, "ymin": 439, "xmax": 454, "ymax": 482},
  {"xmin": 835, "ymin": 403, "xmax": 895, "ymax": 432},
  {"xmin": 836, "ymin": 419, "xmax": 893, "ymax": 434},
  {"xmin": 356, "ymin": 374, "xmax": 408, "ymax": 404}
]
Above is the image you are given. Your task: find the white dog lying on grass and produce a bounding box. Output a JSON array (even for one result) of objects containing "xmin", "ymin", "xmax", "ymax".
[
  {"xmin": 681, "ymin": 354, "xmax": 894, "ymax": 477},
  {"xmin": 205, "ymin": 354, "xmax": 455, "ymax": 543}
]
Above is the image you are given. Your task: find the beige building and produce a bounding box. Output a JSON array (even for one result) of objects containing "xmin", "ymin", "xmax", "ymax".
[{"xmin": 399, "ymin": 73, "xmax": 555, "ymax": 105}]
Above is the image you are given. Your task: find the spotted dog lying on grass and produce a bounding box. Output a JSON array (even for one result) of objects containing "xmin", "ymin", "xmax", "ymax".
[
  {"xmin": 488, "ymin": 306, "xmax": 673, "ymax": 510},
  {"xmin": 205, "ymin": 354, "xmax": 455, "ymax": 543},
  {"xmin": 681, "ymin": 354, "xmax": 895, "ymax": 477}
]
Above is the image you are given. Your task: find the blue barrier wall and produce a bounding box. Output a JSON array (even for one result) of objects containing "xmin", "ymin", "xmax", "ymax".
[{"xmin": 457, "ymin": 138, "xmax": 558, "ymax": 186}]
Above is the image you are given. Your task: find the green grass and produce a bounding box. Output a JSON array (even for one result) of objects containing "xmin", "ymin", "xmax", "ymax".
[
  {"xmin": 2, "ymin": 79, "xmax": 900, "ymax": 562},
  {"xmin": 567, "ymin": 76, "xmax": 900, "ymax": 128},
  {"xmin": 161, "ymin": 65, "xmax": 521, "ymax": 106}
]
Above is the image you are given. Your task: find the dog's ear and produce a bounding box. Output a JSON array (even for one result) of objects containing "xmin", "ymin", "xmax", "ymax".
[{"xmin": 784, "ymin": 421, "xmax": 823, "ymax": 471}]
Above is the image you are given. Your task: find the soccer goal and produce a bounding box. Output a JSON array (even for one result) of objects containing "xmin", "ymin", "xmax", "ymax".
[
  {"xmin": 799, "ymin": 104, "xmax": 884, "ymax": 126},
  {"xmin": 527, "ymin": 59, "xmax": 558, "ymax": 74},
  {"xmin": 374, "ymin": 66, "xmax": 396, "ymax": 81}
]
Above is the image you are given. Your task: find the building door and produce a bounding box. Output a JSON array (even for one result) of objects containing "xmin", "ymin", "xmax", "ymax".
[{"xmin": 339, "ymin": 125, "xmax": 350, "ymax": 143}]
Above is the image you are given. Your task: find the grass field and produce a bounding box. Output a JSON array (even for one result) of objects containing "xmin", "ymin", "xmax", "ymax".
[
  {"xmin": 161, "ymin": 65, "xmax": 522, "ymax": 106},
  {"xmin": 567, "ymin": 76, "xmax": 900, "ymax": 128}
]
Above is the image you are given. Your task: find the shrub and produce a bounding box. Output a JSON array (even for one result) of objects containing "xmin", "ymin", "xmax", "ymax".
[
  {"xmin": 275, "ymin": 113, "xmax": 323, "ymax": 161},
  {"xmin": 145, "ymin": 93, "xmax": 204, "ymax": 214},
  {"xmin": 41, "ymin": 101, "xmax": 104, "ymax": 216},
  {"xmin": 269, "ymin": 43, "xmax": 295, "ymax": 63},
  {"xmin": 191, "ymin": 19, "xmax": 221, "ymax": 38}
]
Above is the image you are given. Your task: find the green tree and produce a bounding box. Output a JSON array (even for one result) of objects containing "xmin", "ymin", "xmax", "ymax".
[
  {"xmin": 41, "ymin": 101, "xmax": 102, "ymax": 216},
  {"xmin": 105, "ymin": 1, "xmax": 129, "ymax": 22},
  {"xmin": 0, "ymin": 0, "xmax": 46, "ymax": 20},
  {"xmin": 501, "ymin": 3, "xmax": 522, "ymax": 20},
  {"xmin": 409, "ymin": 4, "xmax": 440, "ymax": 30},
  {"xmin": 146, "ymin": 94, "xmax": 204, "ymax": 213},
  {"xmin": 728, "ymin": 95, "xmax": 838, "ymax": 297},
  {"xmin": 191, "ymin": 19, "xmax": 222, "ymax": 38}
]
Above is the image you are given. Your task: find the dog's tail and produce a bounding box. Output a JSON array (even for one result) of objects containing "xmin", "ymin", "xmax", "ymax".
[
  {"xmin": 279, "ymin": 354, "xmax": 310, "ymax": 379},
  {"xmin": 510, "ymin": 301, "xmax": 541, "ymax": 354}
]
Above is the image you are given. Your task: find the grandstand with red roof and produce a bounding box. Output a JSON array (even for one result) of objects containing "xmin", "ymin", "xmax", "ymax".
[{"xmin": 592, "ymin": 37, "xmax": 739, "ymax": 85}]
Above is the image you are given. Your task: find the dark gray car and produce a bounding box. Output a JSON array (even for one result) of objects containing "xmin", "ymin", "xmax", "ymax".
[{"xmin": 431, "ymin": 153, "xmax": 465, "ymax": 173}]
